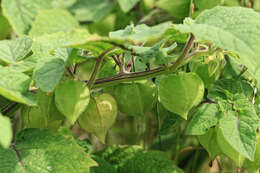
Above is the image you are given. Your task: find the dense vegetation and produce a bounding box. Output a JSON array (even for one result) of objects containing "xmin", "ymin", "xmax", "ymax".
[{"xmin": 0, "ymin": 0, "xmax": 260, "ymax": 172}]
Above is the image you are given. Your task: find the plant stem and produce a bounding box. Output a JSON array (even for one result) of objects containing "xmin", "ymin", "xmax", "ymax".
[
  {"xmin": 87, "ymin": 47, "xmax": 115, "ymax": 89},
  {"xmin": 91, "ymin": 34, "xmax": 195, "ymax": 88}
]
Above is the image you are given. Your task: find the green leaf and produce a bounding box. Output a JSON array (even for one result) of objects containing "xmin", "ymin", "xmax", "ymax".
[
  {"xmin": 219, "ymin": 110, "xmax": 258, "ymax": 161},
  {"xmin": 0, "ymin": 37, "xmax": 32, "ymax": 64},
  {"xmin": 32, "ymin": 29, "xmax": 90, "ymax": 54},
  {"xmin": 0, "ymin": 67, "xmax": 36, "ymax": 106},
  {"xmin": 111, "ymin": 80, "xmax": 157, "ymax": 116},
  {"xmin": 32, "ymin": 54, "xmax": 66, "ymax": 92},
  {"xmin": 186, "ymin": 103, "xmax": 219, "ymax": 135},
  {"xmin": 2, "ymin": 0, "xmax": 52, "ymax": 35},
  {"xmin": 79, "ymin": 94, "xmax": 118, "ymax": 143},
  {"xmin": 69, "ymin": 0, "xmax": 114, "ymax": 22},
  {"xmin": 156, "ymin": 0, "xmax": 190, "ymax": 18},
  {"xmin": 109, "ymin": 22, "xmax": 172, "ymax": 43},
  {"xmin": 244, "ymin": 135, "xmax": 260, "ymax": 170},
  {"xmin": 96, "ymin": 145, "xmax": 143, "ymax": 170},
  {"xmin": 117, "ymin": 0, "xmax": 140, "ymax": 13},
  {"xmin": 29, "ymin": 9, "xmax": 79, "ymax": 37},
  {"xmin": 9, "ymin": 54, "xmax": 38, "ymax": 73},
  {"xmin": 175, "ymin": 6, "xmax": 260, "ymax": 84},
  {"xmin": 0, "ymin": 129, "xmax": 97, "ymax": 173},
  {"xmin": 198, "ymin": 129, "xmax": 222, "ymax": 159},
  {"xmin": 208, "ymin": 79, "xmax": 253, "ymax": 100},
  {"xmin": 159, "ymin": 72, "xmax": 204, "ymax": 119},
  {"xmin": 119, "ymin": 151, "xmax": 184, "ymax": 173},
  {"xmin": 55, "ymin": 80, "xmax": 90, "ymax": 124},
  {"xmin": 0, "ymin": 113, "xmax": 12, "ymax": 148},
  {"xmin": 217, "ymin": 127, "xmax": 245, "ymax": 167},
  {"xmin": 0, "ymin": 13, "xmax": 11, "ymax": 40},
  {"xmin": 130, "ymin": 39, "xmax": 177, "ymax": 64}
]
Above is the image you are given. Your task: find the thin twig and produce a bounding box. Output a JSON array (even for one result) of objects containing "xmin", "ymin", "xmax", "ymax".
[
  {"xmin": 87, "ymin": 47, "xmax": 115, "ymax": 89},
  {"xmin": 11, "ymin": 144, "xmax": 27, "ymax": 173}
]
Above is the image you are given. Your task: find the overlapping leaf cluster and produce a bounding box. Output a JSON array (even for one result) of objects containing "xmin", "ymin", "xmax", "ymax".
[{"xmin": 0, "ymin": 0, "xmax": 260, "ymax": 172}]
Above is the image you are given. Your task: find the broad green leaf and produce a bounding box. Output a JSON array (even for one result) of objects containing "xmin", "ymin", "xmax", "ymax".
[
  {"xmin": 117, "ymin": 0, "xmax": 140, "ymax": 12},
  {"xmin": 244, "ymin": 135, "xmax": 260, "ymax": 170},
  {"xmin": 186, "ymin": 103, "xmax": 219, "ymax": 135},
  {"xmin": 109, "ymin": 22, "xmax": 172, "ymax": 43},
  {"xmin": 96, "ymin": 145, "xmax": 143, "ymax": 170},
  {"xmin": 219, "ymin": 110, "xmax": 258, "ymax": 161},
  {"xmin": 32, "ymin": 54, "xmax": 66, "ymax": 92},
  {"xmin": 111, "ymin": 80, "xmax": 157, "ymax": 116},
  {"xmin": 0, "ymin": 129, "xmax": 97, "ymax": 173},
  {"xmin": 0, "ymin": 13, "xmax": 11, "ymax": 40},
  {"xmin": 175, "ymin": 7, "xmax": 260, "ymax": 84},
  {"xmin": 217, "ymin": 127, "xmax": 245, "ymax": 167},
  {"xmin": 9, "ymin": 54, "xmax": 38, "ymax": 73},
  {"xmin": 0, "ymin": 67, "xmax": 36, "ymax": 106},
  {"xmin": 156, "ymin": 0, "xmax": 190, "ymax": 18},
  {"xmin": 2, "ymin": 0, "xmax": 52, "ymax": 35},
  {"xmin": 0, "ymin": 113, "xmax": 12, "ymax": 148},
  {"xmin": 55, "ymin": 80, "xmax": 90, "ymax": 124},
  {"xmin": 0, "ymin": 37, "xmax": 32, "ymax": 64},
  {"xmin": 69, "ymin": 0, "xmax": 114, "ymax": 22},
  {"xmin": 198, "ymin": 129, "xmax": 222, "ymax": 159},
  {"xmin": 79, "ymin": 94, "xmax": 118, "ymax": 143},
  {"xmin": 159, "ymin": 72, "xmax": 204, "ymax": 119},
  {"xmin": 119, "ymin": 151, "xmax": 184, "ymax": 173},
  {"xmin": 208, "ymin": 79, "xmax": 253, "ymax": 101},
  {"xmin": 29, "ymin": 9, "xmax": 79, "ymax": 37},
  {"xmin": 32, "ymin": 29, "xmax": 91, "ymax": 54}
]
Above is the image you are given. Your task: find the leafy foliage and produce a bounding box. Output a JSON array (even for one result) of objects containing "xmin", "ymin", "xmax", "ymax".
[{"xmin": 1, "ymin": 0, "xmax": 260, "ymax": 172}]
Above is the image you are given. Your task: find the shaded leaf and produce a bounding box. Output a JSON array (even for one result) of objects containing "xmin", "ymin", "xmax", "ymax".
[
  {"xmin": 32, "ymin": 54, "xmax": 66, "ymax": 92},
  {"xmin": 0, "ymin": 37, "xmax": 32, "ymax": 64},
  {"xmin": 175, "ymin": 6, "xmax": 260, "ymax": 84},
  {"xmin": 69, "ymin": 0, "xmax": 114, "ymax": 22},
  {"xmin": 117, "ymin": 0, "xmax": 140, "ymax": 13},
  {"xmin": 2, "ymin": 0, "xmax": 52, "ymax": 35},
  {"xmin": 186, "ymin": 103, "xmax": 219, "ymax": 135},
  {"xmin": 0, "ymin": 67, "xmax": 36, "ymax": 106},
  {"xmin": 29, "ymin": 9, "xmax": 79, "ymax": 37}
]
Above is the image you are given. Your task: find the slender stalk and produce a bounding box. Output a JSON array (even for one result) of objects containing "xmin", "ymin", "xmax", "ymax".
[
  {"xmin": 87, "ymin": 47, "xmax": 115, "ymax": 89},
  {"xmin": 91, "ymin": 34, "xmax": 195, "ymax": 88}
]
